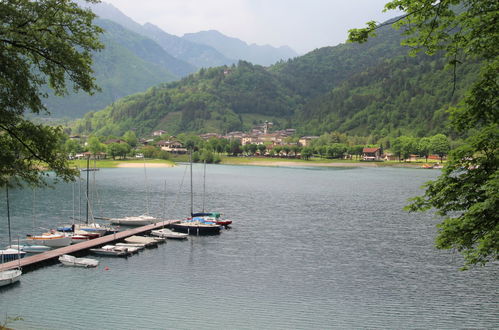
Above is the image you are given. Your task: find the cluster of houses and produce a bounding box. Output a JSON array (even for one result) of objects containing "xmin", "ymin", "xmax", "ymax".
[{"xmin": 72, "ymin": 122, "xmax": 438, "ymax": 161}]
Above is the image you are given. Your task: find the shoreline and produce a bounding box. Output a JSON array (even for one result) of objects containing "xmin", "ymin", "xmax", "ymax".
[
  {"xmin": 220, "ymin": 160, "xmax": 426, "ymax": 168},
  {"xmin": 115, "ymin": 162, "xmax": 175, "ymax": 168},
  {"xmin": 71, "ymin": 159, "xmax": 433, "ymax": 169}
]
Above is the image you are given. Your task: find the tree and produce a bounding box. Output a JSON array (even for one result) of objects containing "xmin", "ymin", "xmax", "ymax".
[
  {"xmin": 430, "ymin": 134, "xmax": 450, "ymax": 162},
  {"xmin": 248, "ymin": 144, "xmax": 258, "ymax": 155},
  {"xmin": 87, "ymin": 136, "xmax": 105, "ymax": 155},
  {"xmin": 0, "ymin": 0, "xmax": 103, "ymax": 187},
  {"xmin": 64, "ymin": 139, "xmax": 83, "ymax": 156},
  {"xmin": 257, "ymin": 144, "xmax": 267, "ymax": 156},
  {"xmin": 123, "ymin": 131, "xmax": 138, "ymax": 148},
  {"xmin": 106, "ymin": 143, "xmax": 121, "ymax": 160},
  {"xmin": 301, "ymin": 147, "xmax": 313, "ymax": 160},
  {"xmin": 418, "ymin": 137, "xmax": 432, "ymax": 162},
  {"xmin": 392, "ymin": 136, "xmax": 417, "ymax": 161},
  {"xmin": 350, "ymin": 0, "xmax": 498, "ymax": 268}
]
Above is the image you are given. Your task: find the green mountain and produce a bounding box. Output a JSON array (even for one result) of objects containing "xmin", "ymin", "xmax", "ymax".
[
  {"xmin": 73, "ymin": 20, "xmax": 479, "ymax": 138},
  {"xmin": 87, "ymin": 1, "xmax": 233, "ymax": 70},
  {"xmin": 44, "ymin": 19, "xmax": 180, "ymax": 118}
]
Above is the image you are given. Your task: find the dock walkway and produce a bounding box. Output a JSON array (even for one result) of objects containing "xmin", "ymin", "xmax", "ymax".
[{"xmin": 0, "ymin": 220, "xmax": 179, "ymax": 272}]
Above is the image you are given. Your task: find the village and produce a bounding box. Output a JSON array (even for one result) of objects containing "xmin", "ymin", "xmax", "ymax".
[{"xmin": 68, "ymin": 120, "xmax": 447, "ymax": 164}]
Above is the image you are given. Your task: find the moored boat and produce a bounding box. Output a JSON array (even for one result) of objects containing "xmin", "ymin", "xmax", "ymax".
[
  {"xmin": 7, "ymin": 244, "xmax": 51, "ymax": 253},
  {"xmin": 191, "ymin": 212, "xmax": 232, "ymax": 227},
  {"xmin": 124, "ymin": 235, "xmax": 158, "ymax": 247},
  {"xmin": 59, "ymin": 254, "xmax": 99, "ymax": 268},
  {"xmin": 107, "ymin": 214, "xmax": 157, "ymax": 226},
  {"xmin": 89, "ymin": 245, "xmax": 130, "ymax": 257},
  {"xmin": 25, "ymin": 232, "xmax": 72, "ymax": 248},
  {"xmin": 151, "ymin": 228, "xmax": 188, "ymax": 239},
  {"xmin": 170, "ymin": 218, "xmax": 222, "ymax": 236},
  {"xmin": 0, "ymin": 269, "xmax": 22, "ymax": 287},
  {"xmin": 0, "ymin": 248, "xmax": 26, "ymax": 262}
]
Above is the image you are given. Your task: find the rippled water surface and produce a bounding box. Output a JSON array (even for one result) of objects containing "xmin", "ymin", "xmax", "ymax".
[{"xmin": 0, "ymin": 165, "xmax": 497, "ymax": 329}]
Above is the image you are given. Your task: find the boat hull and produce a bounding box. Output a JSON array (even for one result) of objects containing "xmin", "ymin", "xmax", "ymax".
[
  {"xmin": 170, "ymin": 223, "xmax": 221, "ymax": 235},
  {"xmin": 25, "ymin": 235, "xmax": 72, "ymax": 248},
  {"xmin": 0, "ymin": 249, "xmax": 26, "ymax": 262},
  {"xmin": 151, "ymin": 229, "xmax": 188, "ymax": 239},
  {"xmin": 108, "ymin": 215, "xmax": 157, "ymax": 226},
  {"xmin": 0, "ymin": 269, "xmax": 22, "ymax": 287}
]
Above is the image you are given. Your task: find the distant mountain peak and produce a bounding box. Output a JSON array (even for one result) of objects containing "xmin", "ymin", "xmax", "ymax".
[{"xmin": 183, "ymin": 30, "xmax": 298, "ymax": 66}]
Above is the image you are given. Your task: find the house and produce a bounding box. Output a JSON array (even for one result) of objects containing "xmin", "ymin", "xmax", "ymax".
[
  {"xmin": 199, "ymin": 133, "xmax": 222, "ymax": 140},
  {"xmin": 156, "ymin": 140, "xmax": 187, "ymax": 154},
  {"xmin": 152, "ymin": 130, "xmax": 166, "ymax": 137},
  {"xmin": 298, "ymin": 136, "xmax": 319, "ymax": 147},
  {"xmin": 362, "ymin": 147, "xmax": 382, "ymax": 161}
]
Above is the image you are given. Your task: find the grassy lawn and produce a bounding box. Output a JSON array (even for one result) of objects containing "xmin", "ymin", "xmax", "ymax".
[{"xmin": 69, "ymin": 158, "xmax": 175, "ymax": 168}]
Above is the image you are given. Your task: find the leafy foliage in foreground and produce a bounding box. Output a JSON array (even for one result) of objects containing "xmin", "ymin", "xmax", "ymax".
[
  {"xmin": 349, "ymin": 0, "xmax": 498, "ymax": 268},
  {"xmin": 0, "ymin": 0, "xmax": 103, "ymax": 187}
]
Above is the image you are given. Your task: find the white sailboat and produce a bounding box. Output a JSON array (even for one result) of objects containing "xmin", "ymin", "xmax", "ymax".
[
  {"xmin": 108, "ymin": 160, "xmax": 158, "ymax": 226},
  {"xmin": 25, "ymin": 188, "xmax": 71, "ymax": 248},
  {"xmin": 0, "ymin": 185, "xmax": 22, "ymax": 287}
]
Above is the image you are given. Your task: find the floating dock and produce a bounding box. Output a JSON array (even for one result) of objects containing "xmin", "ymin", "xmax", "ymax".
[{"xmin": 0, "ymin": 220, "xmax": 179, "ymax": 273}]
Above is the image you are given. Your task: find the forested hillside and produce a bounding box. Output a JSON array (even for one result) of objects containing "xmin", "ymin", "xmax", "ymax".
[
  {"xmin": 44, "ymin": 19, "xmax": 180, "ymax": 118},
  {"xmin": 73, "ymin": 18, "xmax": 479, "ymax": 139}
]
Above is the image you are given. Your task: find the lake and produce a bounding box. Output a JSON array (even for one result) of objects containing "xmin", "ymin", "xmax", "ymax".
[{"xmin": 0, "ymin": 165, "xmax": 497, "ymax": 329}]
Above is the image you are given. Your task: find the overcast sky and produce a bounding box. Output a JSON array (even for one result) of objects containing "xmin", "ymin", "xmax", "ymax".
[{"xmin": 103, "ymin": 0, "xmax": 399, "ymax": 54}]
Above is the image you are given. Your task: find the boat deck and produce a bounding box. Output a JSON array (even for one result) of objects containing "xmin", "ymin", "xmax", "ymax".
[{"xmin": 0, "ymin": 220, "xmax": 179, "ymax": 273}]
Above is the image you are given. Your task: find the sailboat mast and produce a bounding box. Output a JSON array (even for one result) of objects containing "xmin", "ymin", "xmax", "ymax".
[
  {"xmin": 86, "ymin": 155, "xmax": 90, "ymax": 224},
  {"xmin": 202, "ymin": 160, "xmax": 206, "ymax": 213},
  {"xmin": 190, "ymin": 150, "xmax": 193, "ymax": 216},
  {"xmin": 6, "ymin": 185, "xmax": 11, "ymax": 246}
]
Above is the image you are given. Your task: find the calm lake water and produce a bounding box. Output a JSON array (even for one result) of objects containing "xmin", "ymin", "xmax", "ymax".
[{"xmin": 0, "ymin": 165, "xmax": 497, "ymax": 329}]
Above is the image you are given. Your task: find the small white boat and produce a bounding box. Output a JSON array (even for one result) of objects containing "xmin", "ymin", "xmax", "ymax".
[
  {"xmin": 7, "ymin": 244, "xmax": 51, "ymax": 253},
  {"xmin": 89, "ymin": 245, "xmax": 130, "ymax": 257},
  {"xmin": 0, "ymin": 248, "xmax": 27, "ymax": 262},
  {"xmin": 25, "ymin": 232, "xmax": 72, "ymax": 248},
  {"xmin": 151, "ymin": 228, "xmax": 188, "ymax": 239},
  {"xmin": 108, "ymin": 214, "xmax": 157, "ymax": 226},
  {"xmin": 124, "ymin": 236, "xmax": 158, "ymax": 247},
  {"xmin": 115, "ymin": 243, "xmax": 145, "ymax": 251},
  {"xmin": 59, "ymin": 254, "xmax": 99, "ymax": 268},
  {"xmin": 0, "ymin": 269, "xmax": 22, "ymax": 287}
]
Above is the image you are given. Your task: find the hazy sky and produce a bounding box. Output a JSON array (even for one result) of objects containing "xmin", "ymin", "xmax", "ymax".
[{"xmin": 103, "ymin": 0, "xmax": 400, "ymax": 54}]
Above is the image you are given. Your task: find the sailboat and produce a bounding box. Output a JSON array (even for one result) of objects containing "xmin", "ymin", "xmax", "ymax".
[
  {"xmin": 108, "ymin": 160, "xmax": 158, "ymax": 226},
  {"xmin": 74, "ymin": 156, "xmax": 117, "ymax": 235},
  {"xmin": 25, "ymin": 188, "xmax": 71, "ymax": 248},
  {"xmin": 189, "ymin": 161, "xmax": 232, "ymax": 228},
  {"xmin": 170, "ymin": 153, "xmax": 222, "ymax": 235},
  {"xmin": 0, "ymin": 185, "xmax": 23, "ymax": 287}
]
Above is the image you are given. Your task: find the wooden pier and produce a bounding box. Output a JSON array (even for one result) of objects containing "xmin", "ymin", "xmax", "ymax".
[{"xmin": 0, "ymin": 220, "xmax": 179, "ymax": 273}]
